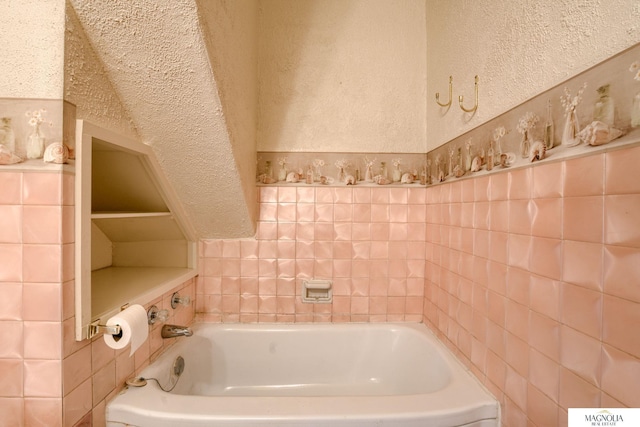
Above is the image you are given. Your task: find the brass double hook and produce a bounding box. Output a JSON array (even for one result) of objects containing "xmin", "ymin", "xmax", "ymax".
[
  {"xmin": 458, "ymin": 75, "xmax": 479, "ymax": 113},
  {"xmin": 435, "ymin": 76, "xmax": 453, "ymax": 107},
  {"xmin": 435, "ymin": 75, "xmax": 478, "ymax": 113}
]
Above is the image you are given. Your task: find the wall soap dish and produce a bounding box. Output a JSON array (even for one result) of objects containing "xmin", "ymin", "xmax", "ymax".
[{"xmin": 302, "ymin": 279, "xmax": 332, "ymax": 303}]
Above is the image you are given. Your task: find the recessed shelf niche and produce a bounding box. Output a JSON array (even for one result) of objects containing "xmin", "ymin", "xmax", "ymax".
[{"xmin": 74, "ymin": 120, "xmax": 197, "ymax": 341}]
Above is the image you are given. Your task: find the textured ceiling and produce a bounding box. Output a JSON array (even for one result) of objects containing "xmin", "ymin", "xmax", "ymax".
[{"xmin": 68, "ymin": 0, "xmax": 257, "ymax": 239}]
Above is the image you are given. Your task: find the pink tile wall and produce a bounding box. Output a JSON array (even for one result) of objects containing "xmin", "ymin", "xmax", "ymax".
[
  {"xmin": 0, "ymin": 170, "xmax": 71, "ymax": 427},
  {"xmin": 423, "ymin": 145, "xmax": 640, "ymax": 427},
  {"xmin": 198, "ymin": 186, "xmax": 426, "ymax": 323},
  {"xmin": 62, "ymin": 277, "xmax": 195, "ymax": 427},
  {"xmin": 0, "ymin": 168, "xmax": 195, "ymax": 427}
]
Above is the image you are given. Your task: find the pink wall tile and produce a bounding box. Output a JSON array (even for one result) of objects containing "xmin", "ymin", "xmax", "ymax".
[
  {"xmin": 22, "ymin": 283, "xmax": 61, "ymax": 322},
  {"xmin": 296, "ymin": 187, "xmax": 315, "ymax": 203},
  {"xmin": 0, "ymin": 244, "xmax": 22, "ymax": 282},
  {"xmin": 0, "ymin": 359, "xmax": 24, "ymax": 397},
  {"xmin": 24, "ymin": 397, "xmax": 62, "ymax": 427},
  {"xmin": 601, "ymin": 344, "xmax": 640, "ymax": 407},
  {"xmin": 24, "ymin": 360, "xmax": 61, "ymax": 397},
  {"xmin": 508, "ymin": 200, "xmax": 533, "ymax": 235},
  {"xmin": 62, "ymin": 345, "xmax": 91, "ymax": 397},
  {"xmin": 0, "ymin": 321, "xmax": 23, "ymax": 359},
  {"xmin": 533, "ymin": 162, "xmax": 564, "ymax": 198},
  {"xmin": 561, "ymin": 282, "xmax": 602, "ymax": 339},
  {"xmin": 259, "ymin": 186, "xmax": 277, "ymax": 203},
  {"xmin": 474, "ymin": 176, "xmax": 491, "ymax": 201},
  {"xmin": 63, "ymin": 378, "xmax": 91, "ymax": 427},
  {"xmin": 0, "ymin": 205, "xmax": 22, "ymax": 244},
  {"xmin": 23, "ymin": 206, "xmax": 62, "ymax": 244},
  {"xmin": 560, "ymin": 326, "xmax": 601, "ymax": 386},
  {"xmin": 602, "ymin": 295, "xmax": 640, "ymax": 358},
  {"xmin": 530, "ymin": 237, "xmax": 562, "ymax": 280},
  {"xmin": 563, "ymin": 240, "xmax": 603, "ymax": 291},
  {"xmin": 508, "ymin": 235, "xmax": 531, "ymax": 271},
  {"xmin": 528, "ymin": 383, "xmax": 559, "ymax": 427},
  {"xmin": 531, "ymin": 198, "xmax": 562, "ymax": 239},
  {"xmin": 529, "ymin": 348, "xmax": 560, "ymax": 403},
  {"xmin": 0, "ymin": 172, "xmax": 22, "ymax": 204},
  {"xmin": 529, "ymin": 276, "xmax": 561, "ymax": 321},
  {"xmin": 277, "ymin": 187, "xmax": 296, "ymax": 203},
  {"xmin": 489, "ymin": 173, "xmax": 509, "ymax": 201},
  {"xmin": 23, "ymin": 245, "xmax": 62, "ymax": 283},
  {"xmin": 23, "ymin": 173, "xmax": 61, "ymax": 206},
  {"xmin": 508, "ymin": 168, "xmax": 532, "ymax": 200},
  {"xmin": 24, "ymin": 322, "xmax": 61, "ymax": 360},
  {"xmin": 564, "ymin": 154, "xmax": 604, "ymax": 197},
  {"xmin": 0, "ymin": 283, "xmax": 23, "ymax": 321},
  {"xmin": 0, "ymin": 397, "xmax": 23, "ymax": 426},
  {"xmin": 563, "ymin": 196, "xmax": 604, "ymax": 243},
  {"xmin": 528, "ymin": 311, "xmax": 561, "ymax": 362},
  {"xmin": 559, "ymin": 368, "xmax": 600, "ymax": 409},
  {"xmin": 603, "ymin": 245, "xmax": 640, "ymax": 302},
  {"xmin": 605, "ymin": 145, "xmax": 640, "ymax": 195},
  {"xmin": 604, "ymin": 194, "xmax": 640, "ymax": 247}
]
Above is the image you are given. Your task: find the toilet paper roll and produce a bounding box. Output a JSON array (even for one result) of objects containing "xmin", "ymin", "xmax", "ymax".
[{"xmin": 103, "ymin": 304, "xmax": 149, "ymax": 356}]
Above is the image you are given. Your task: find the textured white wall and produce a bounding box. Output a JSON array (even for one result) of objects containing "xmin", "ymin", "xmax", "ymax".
[
  {"xmin": 64, "ymin": 3, "xmax": 138, "ymax": 139},
  {"xmin": 69, "ymin": 0, "xmax": 258, "ymax": 238},
  {"xmin": 0, "ymin": 0, "xmax": 65, "ymax": 99},
  {"xmin": 196, "ymin": 0, "xmax": 259, "ymax": 230},
  {"xmin": 257, "ymin": 0, "xmax": 427, "ymax": 153},
  {"xmin": 426, "ymin": 0, "xmax": 640, "ymax": 150}
]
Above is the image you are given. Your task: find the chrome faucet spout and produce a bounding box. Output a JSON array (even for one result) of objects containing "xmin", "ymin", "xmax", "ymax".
[{"xmin": 161, "ymin": 324, "xmax": 193, "ymax": 339}]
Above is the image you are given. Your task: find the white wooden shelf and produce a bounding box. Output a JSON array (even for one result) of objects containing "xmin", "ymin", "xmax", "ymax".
[
  {"xmin": 91, "ymin": 267, "xmax": 196, "ymax": 324},
  {"xmin": 75, "ymin": 120, "xmax": 197, "ymax": 341}
]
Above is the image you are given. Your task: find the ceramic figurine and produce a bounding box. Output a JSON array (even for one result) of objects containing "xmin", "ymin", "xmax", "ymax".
[
  {"xmin": 517, "ymin": 112, "xmax": 539, "ymax": 158},
  {"xmin": 313, "ymin": 158, "xmax": 324, "ymax": 182},
  {"xmin": 43, "ymin": 142, "xmax": 70, "ymax": 164},
  {"xmin": 529, "ymin": 141, "xmax": 546, "ymax": 162},
  {"xmin": 363, "ymin": 156, "xmax": 376, "ymax": 182},
  {"xmin": 345, "ymin": 175, "xmax": 356, "ymax": 185},
  {"xmin": 278, "ymin": 157, "xmax": 288, "ymax": 181},
  {"xmin": 392, "ymin": 158, "xmax": 402, "ymax": 182},
  {"xmin": 286, "ymin": 171, "xmax": 300, "ymax": 183},
  {"xmin": 471, "ymin": 155, "xmax": 482, "ymax": 172},
  {"xmin": 401, "ymin": 172, "xmax": 414, "ymax": 184},
  {"xmin": 0, "ymin": 144, "xmax": 22, "ymax": 165},
  {"xmin": 577, "ymin": 121, "xmax": 624, "ymax": 146},
  {"xmin": 0, "ymin": 117, "xmax": 15, "ymax": 154},
  {"xmin": 374, "ymin": 175, "xmax": 392, "ymax": 185},
  {"xmin": 560, "ymin": 83, "xmax": 587, "ymax": 147}
]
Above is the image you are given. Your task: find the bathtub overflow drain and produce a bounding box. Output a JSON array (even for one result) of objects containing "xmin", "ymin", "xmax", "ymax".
[
  {"xmin": 126, "ymin": 377, "xmax": 147, "ymax": 387},
  {"xmin": 173, "ymin": 356, "xmax": 185, "ymax": 377}
]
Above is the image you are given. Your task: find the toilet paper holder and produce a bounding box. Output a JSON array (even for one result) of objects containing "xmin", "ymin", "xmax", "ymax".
[
  {"xmin": 88, "ymin": 303, "xmax": 130, "ymax": 338},
  {"xmin": 89, "ymin": 319, "xmax": 121, "ymax": 337}
]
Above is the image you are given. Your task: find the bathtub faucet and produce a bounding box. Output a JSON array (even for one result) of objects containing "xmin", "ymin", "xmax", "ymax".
[{"xmin": 161, "ymin": 324, "xmax": 193, "ymax": 338}]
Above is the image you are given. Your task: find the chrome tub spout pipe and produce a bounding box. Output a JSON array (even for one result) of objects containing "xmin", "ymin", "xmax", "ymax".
[{"xmin": 161, "ymin": 324, "xmax": 193, "ymax": 339}]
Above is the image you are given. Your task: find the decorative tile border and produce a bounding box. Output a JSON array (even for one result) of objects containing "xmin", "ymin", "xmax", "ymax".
[
  {"xmin": 427, "ymin": 42, "xmax": 640, "ymax": 183},
  {"xmin": 256, "ymin": 152, "xmax": 427, "ymax": 186},
  {"xmin": 258, "ymin": 43, "xmax": 640, "ymax": 188}
]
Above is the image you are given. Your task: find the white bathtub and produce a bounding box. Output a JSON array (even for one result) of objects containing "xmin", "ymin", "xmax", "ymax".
[{"xmin": 106, "ymin": 323, "xmax": 499, "ymax": 427}]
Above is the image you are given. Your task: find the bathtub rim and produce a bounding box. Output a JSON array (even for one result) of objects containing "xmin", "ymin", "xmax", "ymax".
[{"xmin": 107, "ymin": 322, "xmax": 500, "ymax": 427}]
